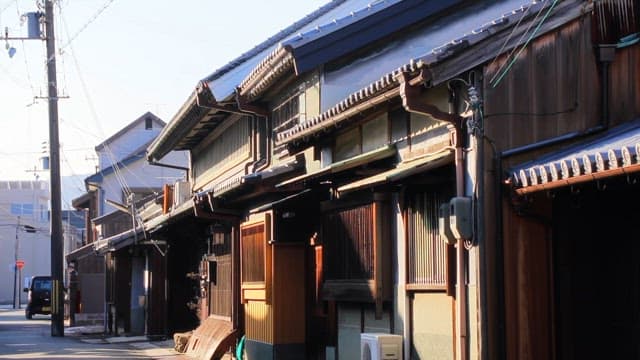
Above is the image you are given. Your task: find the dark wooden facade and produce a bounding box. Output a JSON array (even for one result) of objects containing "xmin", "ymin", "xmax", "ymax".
[{"xmin": 483, "ymin": 14, "xmax": 640, "ymax": 360}]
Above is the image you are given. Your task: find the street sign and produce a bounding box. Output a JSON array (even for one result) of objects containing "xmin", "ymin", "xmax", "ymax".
[{"xmin": 16, "ymin": 260, "xmax": 24, "ymax": 269}]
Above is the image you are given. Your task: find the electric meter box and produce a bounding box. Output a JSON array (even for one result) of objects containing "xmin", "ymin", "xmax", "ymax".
[
  {"xmin": 438, "ymin": 203, "xmax": 456, "ymax": 245},
  {"xmin": 449, "ymin": 197, "xmax": 472, "ymax": 240}
]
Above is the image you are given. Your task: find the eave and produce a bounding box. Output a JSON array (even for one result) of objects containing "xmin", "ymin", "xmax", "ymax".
[
  {"xmin": 146, "ymin": 82, "xmax": 232, "ymax": 162},
  {"xmin": 276, "ymin": 0, "xmax": 584, "ymax": 150}
]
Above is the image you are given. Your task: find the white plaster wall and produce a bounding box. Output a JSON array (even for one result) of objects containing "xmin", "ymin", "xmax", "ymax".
[
  {"xmin": 97, "ymin": 121, "xmax": 162, "ymax": 168},
  {"xmin": 98, "ymin": 151, "xmax": 188, "ymax": 215},
  {"xmin": 337, "ymin": 303, "xmax": 392, "ymax": 360}
]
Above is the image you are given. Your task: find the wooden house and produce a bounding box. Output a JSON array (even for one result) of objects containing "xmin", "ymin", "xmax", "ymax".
[
  {"xmin": 145, "ymin": 0, "xmax": 639, "ymax": 359},
  {"xmin": 485, "ymin": 1, "xmax": 640, "ymax": 359}
]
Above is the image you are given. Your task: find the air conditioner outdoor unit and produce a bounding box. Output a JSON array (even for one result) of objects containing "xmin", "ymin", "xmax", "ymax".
[
  {"xmin": 173, "ymin": 181, "xmax": 191, "ymax": 206},
  {"xmin": 361, "ymin": 333, "xmax": 402, "ymax": 360}
]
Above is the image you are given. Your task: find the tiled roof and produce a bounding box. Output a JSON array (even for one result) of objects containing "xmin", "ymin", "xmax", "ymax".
[
  {"xmin": 202, "ymin": 0, "xmax": 347, "ymax": 85},
  {"xmin": 276, "ymin": 60, "xmax": 419, "ymax": 144},
  {"xmin": 282, "ymin": 0, "xmax": 402, "ymax": 48},
  {"xmin": 239, "ymin": 0, "xmax": 464, "ymax": 101},
  {"xmin": 509, "ymin": 119, "xmax": 640, "ymax": 194},
  {"xmin": 277, "ymin": 0, "xmax": 555, "ymax": 146},
  {"xmin": 238, "ymin": 46, "xmax": 295, "ymax": 100}
]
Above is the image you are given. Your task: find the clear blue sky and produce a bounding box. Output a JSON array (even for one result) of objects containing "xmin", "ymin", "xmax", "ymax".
[{"xmin": 0, "ymin": 0, "xmax": 328, "ymax": 185}]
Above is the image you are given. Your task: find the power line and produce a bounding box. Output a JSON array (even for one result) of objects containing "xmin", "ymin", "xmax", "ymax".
[
  {"xmin": 58, "ymin": 0, "xmax": 115, "ymax": 53},
  {"xmin": 491, "ymin": 0, "xmax": 559, "ymax": 88},
  {"xmin": 489, "ymin": 0, "xmax": 548, "ymax": 86}
]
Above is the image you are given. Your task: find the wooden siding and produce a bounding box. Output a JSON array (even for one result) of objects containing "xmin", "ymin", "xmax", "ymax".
[
  {"xmin": 243, "ymin": 244, "xmax": 306, "ymax": 345},
  {"xmin": 241, "ymin": 224, "xmax": 266, "ymax": 283},
  {"xmin": 147, "ymin": 247, "xmax": 167, "ymax": 337},
  {"xmin": 192, "ymin": 117, "xmax": 251, "ymax": 188},
  {"xmin": 482, "ymin": 16, "xmax": 640, "ymax": 360},
  {"xmin": 245, "ymin": 301, "xmax": 274, "ymax": 343},
  {"xmin": 407, "ymin": 190, "xmax": 448, "ymax": 288},
  {"xmin": 484, "ymin": 19, "xmax": 600, "ymax": 168},
  {"xmin": 322, "ymin": 203, "xmax": 374, "ymax": 281},
  {"xmin": 209, "ymin": 254, "xmax": 232, "ymax": 319},
  {"xmin": 609, "ymin": 42, "xmax": 640, "ymax": 125},
  {"xmin": 272, "ymin": 244, "xmax": 305, "ymax": 344},
  {"xmin": 502, "ymin": 202, "xmax": 554, "ymax": 360}
]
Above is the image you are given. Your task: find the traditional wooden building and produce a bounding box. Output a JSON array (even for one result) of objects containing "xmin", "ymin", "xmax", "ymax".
[
  {"xmin": 487, "ymin": 1, "xmax": 640, "ymax": 359},
  {"xmin": 144, "ymin": 0, "xmax": 639, "ymax": 359}
]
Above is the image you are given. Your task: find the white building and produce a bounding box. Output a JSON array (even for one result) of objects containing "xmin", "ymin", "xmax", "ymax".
[{"xmin": 0, "ymin": 180, "xmax": 50, "ymax": 305}]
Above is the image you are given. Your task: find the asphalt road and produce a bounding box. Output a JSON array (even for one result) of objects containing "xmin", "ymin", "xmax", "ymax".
[{"xmin": 0, "ymin": 306, "xmax": 177, "ymax": 359}]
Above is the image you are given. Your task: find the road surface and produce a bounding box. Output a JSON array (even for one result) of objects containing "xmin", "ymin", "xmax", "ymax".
[{"xmin": 0, "ymin": 306, "xmax": 177, "ymax": 359}]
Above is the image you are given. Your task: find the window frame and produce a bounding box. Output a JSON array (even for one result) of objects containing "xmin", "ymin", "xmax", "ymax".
[
  {"xmin": 332, "ymin": 111, "xmax": 390, "ymax": 162},
  {"xmin": 320, "ymin": 193, "xmax": 391, "ymax": 307},
  {"xmin": 240, "ymin": 212, "xmax": 273, "ymax": 304},
  {"xmin": 404, "ymin": 187, "xmax": 455, "ymax": 294}
]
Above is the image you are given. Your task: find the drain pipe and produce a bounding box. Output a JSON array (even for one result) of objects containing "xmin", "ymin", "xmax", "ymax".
[
  {"xmin": 194, "ymin": 84, "xmax": 265, "ymax": 175},
  {"xmin": 399, "ymin": 71, "xmax": 468, "ymax": 360},
  {"xmin": 236, "ymin": 93, "xmax": 271, "ymax": 173}
]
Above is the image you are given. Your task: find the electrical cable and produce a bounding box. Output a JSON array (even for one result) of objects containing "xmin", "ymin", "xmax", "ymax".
[
  {"xmin": 58, "ymin": 0, "xmax": 116, "ymax": 53},
  {"xmin": 486, "ymin": 3, "xmax": 532, "ymax": 77},
  {"xmin": 58, "ymin": 5, "xmax": 133, "ymax": 197},
  {"xmin": 489, "ymin": 1, "xmax": 548, "ymax": 85},
  {"xmin": 491, "ymin": 0, "xmax": 560, "ymax": 88}
]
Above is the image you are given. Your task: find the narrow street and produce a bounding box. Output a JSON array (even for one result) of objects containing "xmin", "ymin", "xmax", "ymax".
[{"xmin": 0, "ymin": 306, "xmax": 178, "ymax": 359}]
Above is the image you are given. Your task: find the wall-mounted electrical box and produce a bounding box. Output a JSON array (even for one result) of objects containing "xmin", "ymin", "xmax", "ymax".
[
  {"xmin": 449, "ymin": 197, "xmax": 472, "ymax": 240},
  {"xmin": 438, "ymin": 203, "xmax": 456, "ymax": 245}
]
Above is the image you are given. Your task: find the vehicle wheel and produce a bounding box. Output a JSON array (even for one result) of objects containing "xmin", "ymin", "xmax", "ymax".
[{"xmin": 25, "ymin": 310, "xmax": 32, "ymax": 320}]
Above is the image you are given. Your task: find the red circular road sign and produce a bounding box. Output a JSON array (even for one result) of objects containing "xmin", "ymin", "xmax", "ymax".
[{"xmin": 16, "ymin": 260, "xmax": 24, "ymax": 269}]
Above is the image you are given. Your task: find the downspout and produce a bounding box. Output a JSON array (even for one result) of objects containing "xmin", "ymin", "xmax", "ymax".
[
  {"xmin": 194, "ymin": 84, "xmax": 261, "ymax": 176},
  {"xmin": 236, "ymin": 92, "xmax": 271, "ymax": 173},
  {"xmin": 398, "ymin": 70, "xmax": 468, "ymax": 360}
]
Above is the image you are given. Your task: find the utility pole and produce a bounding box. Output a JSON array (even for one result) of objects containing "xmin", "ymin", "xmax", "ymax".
[
  {"xmin": 44, "ymin": 0, "xmax": 64, "ymax": 337},
  {"xmin": 13, "ymin": 217, "xmax": 20, "ymax": 309}
]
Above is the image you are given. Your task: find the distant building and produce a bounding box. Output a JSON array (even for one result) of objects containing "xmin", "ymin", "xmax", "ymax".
[
  {"xmin": 67, "ymin": 111, "xmax": 188, "ymax": 329},
  {"xmin": 0, "ymin": 180, "xmax": 50, "ymax": 306}
]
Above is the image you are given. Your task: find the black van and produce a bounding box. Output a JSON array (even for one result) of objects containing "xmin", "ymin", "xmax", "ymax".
[{"xmin": 24, "ymin": 276, "xmax": 52, "ymax": 319}]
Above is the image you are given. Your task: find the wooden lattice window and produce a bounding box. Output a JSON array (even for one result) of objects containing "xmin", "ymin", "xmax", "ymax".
[
  {"xmin": 242, "ymin": 224, "xmax": 265, "ymax": 283},
  {"xmin": 323, "ymin": 203, "xmax": 374, "ymax": 281},
  {"xmin": 271, "ymin": 85, "xmax": 306, "ymax": 157},
  {"xmin": 406, "ymin": 190, "xmax": 451, "ymax": 290},
  {"xmin": 240, "ymin": 213, "xmax": 272, "ymax": 303},
  {"xmin": 320, "ymin": 194, "xmax": 391, "ymax": 304}
]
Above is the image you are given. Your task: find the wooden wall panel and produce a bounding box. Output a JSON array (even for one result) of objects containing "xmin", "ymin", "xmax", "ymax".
[
  {"xmin": 502, "ymin": 203, "xmax": 554, "ymax": 360},
  {"xmin": 609, "ymin": 44, "xmax": 640, "ymax": 126},
  {"xmin": 245, "ymin": 301, "xmax": 273, "ymax": 344},
  {"xmin": 273, "ymin": 244, "xmax": 305, "ymax": 344},
  {"xmin": 147, "ymin": 247, "xmax": 167, "ymax": 337},
  {"xmin": 484, "ymin": 18, "xmax": 600, "ymax": 168},
  {"xmin": 210, "ymin": 254, "xmax": 232, "ymax": 319}
]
